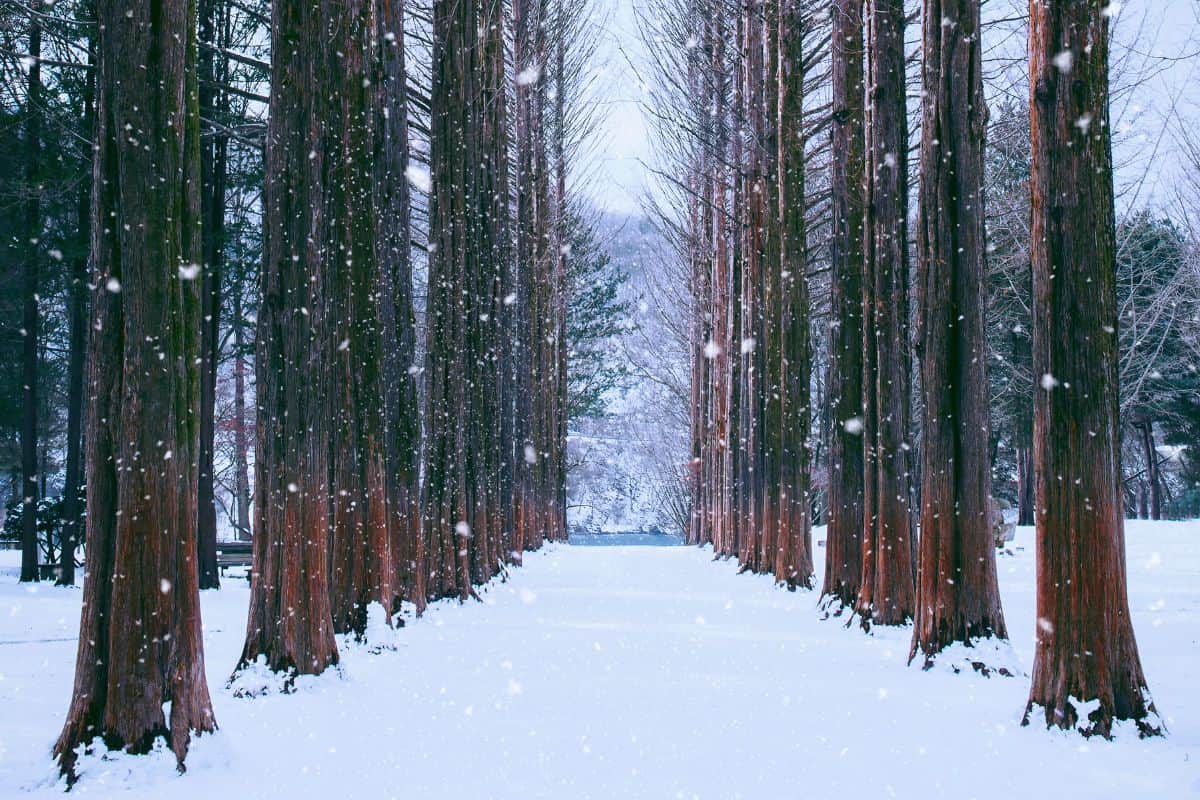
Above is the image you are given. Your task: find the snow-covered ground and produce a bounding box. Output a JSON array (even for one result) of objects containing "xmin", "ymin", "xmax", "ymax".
[{"xmin": 1, "ymin": 520, "xmax": 1197, "ymax": 798}]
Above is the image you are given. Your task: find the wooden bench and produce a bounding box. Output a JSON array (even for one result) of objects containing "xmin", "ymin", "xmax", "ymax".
[{"xmin": 217, "ymin": 541, "xmax": 254, "ymax": 578}]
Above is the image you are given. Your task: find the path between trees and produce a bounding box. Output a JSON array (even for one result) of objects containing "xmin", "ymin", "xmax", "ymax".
[{"xmin": 1, "ymin": 523, "xmax": 1197, "ymax": 798}]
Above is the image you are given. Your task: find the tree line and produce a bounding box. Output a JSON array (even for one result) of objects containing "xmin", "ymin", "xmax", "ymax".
[
  {"xmin": 0, "ymin": 0, "xmax": 614, "ymax": 782},
  {"xmin": 641, "ymin": 0, "xmax": 1195, "ymax": 737}
]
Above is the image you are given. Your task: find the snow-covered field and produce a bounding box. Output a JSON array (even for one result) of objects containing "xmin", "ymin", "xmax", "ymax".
[{"xmin": 1, "ymin": 520, "xmax": 1197, "ymax": 798}]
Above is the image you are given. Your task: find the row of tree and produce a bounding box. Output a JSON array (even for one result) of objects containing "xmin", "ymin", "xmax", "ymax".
[
  {"xmin": 0, "ymin": 0, "xmax": 606, "ymax": 782},
  {"xmin": 647, "ymin": 0, "xmax": 1182, "ymax": 736}
]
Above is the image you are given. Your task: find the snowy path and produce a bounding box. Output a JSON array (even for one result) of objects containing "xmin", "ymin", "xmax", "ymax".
[{"xmin": 2, "ymin": 522, "xmax": 1199, "ymax": 798}]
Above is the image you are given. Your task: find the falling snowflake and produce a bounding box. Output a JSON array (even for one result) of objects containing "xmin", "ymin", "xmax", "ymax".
[
  {"xmin": 516, "ymin": 63, "xmax": 542, "ymax": 86},
  {"xmin": 405, "ymin": 164, "xmax": 432, "ymax": 193}
]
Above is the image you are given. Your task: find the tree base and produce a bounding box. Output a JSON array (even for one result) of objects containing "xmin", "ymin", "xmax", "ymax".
[{"xmin": 1022, "ymin": 696, "xmax": 1164, "ymax": 740}]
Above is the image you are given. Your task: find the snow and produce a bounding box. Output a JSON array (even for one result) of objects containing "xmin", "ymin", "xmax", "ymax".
[{"xmin": 1, "ymin": 520, "xmax": 1198, "ymax": 798}]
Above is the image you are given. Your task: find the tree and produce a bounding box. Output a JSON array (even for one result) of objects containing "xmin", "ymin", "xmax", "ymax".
[
  {"xmin": 565, "ymin": 209, "xmax": 632, "ymax": 421},
  {"xmin": 910, "ymin": 0, "xmax": 1006, "ymax": 664},
  {"xmin": 983, "ymin": 101, "xmax": 1034, "ymax": 527},
  {"xmin": 769, "ymin": 0, "xmax": 814, "ymax": 588},
  {"xmin": 237, "ymin": 0, "xmax": 342, "ymax": 674},
  {"xmin": 196, "ymin": 0, "xmax": 228, "ymax": 591},
  {"xmin": 323, "ymin": 0, "xmax": 403, "ymax": 637},
  {"xmin": 54, "ymin": 0, "xmax": 216, "ymax": 777},
  {"xmin": 821, "ymin": 0, "xmax": 865, "ymax": 611},
  {"xmin": 58, "ymin": 14, "xmax": 95, "ymax": 588},
  {"xmin": 1023, "ymin": 0, "xmax": 1159, "ymax": 737},
  {"xmin": 422, "ymin": 0, "xmax": 512, "ymax": 599},
  {"xmin": 19, "ymin": 1, "xmax": 42, "ymax": 584},
  {"xmin": 854, "ymin": 0, "xmax": 915, "ymax": 627},
  {"xmin": 375, "ymin": 0, "xmax": 424, "ymax": 610}
]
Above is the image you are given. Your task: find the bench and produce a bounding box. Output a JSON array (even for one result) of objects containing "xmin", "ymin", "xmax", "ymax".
[{"xmin": 217, "ymin": 541, "xmax": 254, "ymax": 577}]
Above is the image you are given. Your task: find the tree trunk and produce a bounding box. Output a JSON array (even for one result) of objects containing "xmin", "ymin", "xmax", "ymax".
[
  {"xmin": 197, "ymin": 0, "xmax": 226, "ymax": 590},
  {"xmin": 238, "ymin": 0, "xmax": 342, "ymax": 673},
  {"xmin": 855, "ymin": 0, "xmax": 915, "ymax": 627},
  {"xmin": 59, "ymin": 32, "xmax": 96, "ymax": 588},
  {"xmin": 423, "ymin": 0, "xmax": 512, "ymax": 600},
  {"xmin": 376, "ymin": 0, "xmax": 424, "ymax": 611},
  {"xmin": 822, "ymin": 0, "xmax": 865, "ymax": 610},
  {"xmin": 1016, "ymin": 445, "xmax": 1034, "ymax": 526},
  {"xmin": 55, "ymin": 0, "xmax": 216, "ymax": 778},
  {"xmin": 772, "ymin": 0, "xmax": 813, "ymax": 589},
  {"xmin": 910, "ymin": 0, "xmax": 1006, "ymax": 664},
  {"xmin": 1024, "ymin": 0, "xmax": 1159, "ymax": 737},
  {"xmin": 19, "ymin": 4, "xmax": 42, "ymax": 584},
  {"xmin": 1137, "ymin": 420, "xmax": 1161, "ymax": 521},
  {"xmin": 231, "ymin": 286, "xmax": 252, "ymax": 541},
  {"xmin": 320, "ymin": 0, "xmax": 402, "ymax": 639}
]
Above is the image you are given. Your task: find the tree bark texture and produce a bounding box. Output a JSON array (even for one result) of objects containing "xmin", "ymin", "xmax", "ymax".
[
  {"xmin": 423, "ymin": 0, "xmax": 512, "ymax": 600},
  {"xmin": 58, "ymin": 34, "xmax": 95, "ymax": 585},
  {"xmin": 855, "ymin": 0, "xmax": 915, "ymax": 627},
  {"xmin": 376, "ymin": 0, "xmax": 425, "ymax": 610},
  {"xmin": 1024, "ymin": 0, "xmax": 1159, "ymax": 737},
  {"xmin": 20, "ymin": 4, "xmax": 42, "ymax": 584},
  {"xmin": 59, "ymin": 43, "xmax": 94, "ymax": 588},
  {"xmin": 197, "ymin": 0, "xmax": 227, "ymax": 591},
  {"xmin": 910, "ymin": 0, "xmax": 1006, "ymax": 664},
  {"xmin": 322, "ymin": 0, "xmax": 402, "ymax": 638},
  {"xmin": 54, "ymin": 0, "xmax": 216, "ymax": 777},
  {"xmin": 239, "ymin": 0, "xmax": 343, "ymax": 673},
  {"xmin": 822, "ymin": 0, "xmax": 865, "ymax": 611},
  {"xmin": 771, "ymin": 0, "xmax": 813, "ymax": 588}
]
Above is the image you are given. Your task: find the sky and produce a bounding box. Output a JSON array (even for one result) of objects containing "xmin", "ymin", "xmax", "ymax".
[
  {"xmin": 585, "ymin": 0, "xmax": 653, "ymax": 215},
  {"xmin": 583, "ymin": 0, "xmax": 1200, "ymax": 218}
]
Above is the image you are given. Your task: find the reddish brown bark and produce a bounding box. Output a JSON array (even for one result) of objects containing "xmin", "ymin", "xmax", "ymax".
[
  {"xmin": 324, "ymin": 0, "xmax": 397, "ymax": 637},
  {"xmin": 822, "ymin": 0, "xmax": 866, "ymax": 611},
  {"xmin": 376, "ymin": 0, "xmax": 425, "ymax": 611},
  {"xmin": 855, "ymin": 0, "xmax": 915, "ymax": 627},
  {"xmin": 910, "ymin": 0, "xmax": 1006, "ymax": 664},
  {"xmin": 54, "ymin": 0, "xmax": 216, "ymax": 778},
  {"xmin": 238, "ymin": 0, "xmax": 341, "ymax": 675},
  {"xmin": 771, "ymin": 0, "xmax": 813, "ymax": 589},
  {"xmin": 1023, "ymin": 0, "xmax": 1159, "ymax": 737},
  {"xmin": 423, "ymin": 0, "xmax": 511, "ymax": 600}
]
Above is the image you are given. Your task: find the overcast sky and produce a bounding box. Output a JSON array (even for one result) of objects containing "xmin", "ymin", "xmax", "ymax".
[{"xmin": 583, "ymin": 0, "xmax": 1200, "ymax": 217}]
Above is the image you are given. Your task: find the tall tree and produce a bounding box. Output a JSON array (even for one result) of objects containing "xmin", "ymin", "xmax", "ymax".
[
  {"xmin": 910, "ymin": 0, "xmax": 1006, "ymax": 664},
  {"xmin": 54, "ymin": 0, "xmax": 216, "ymax": 778},
  {"xmin": 196, "ymin": 0, "xmax": 227, "ymax": 591},
  {"xmin": 237, "ymin": 0, "xmax": 341, "ymax": 673},
  {"xmin": 1023, "ymin": 0, "xmax": 1159, "ymax": 737},
  {"xmin": 423, "ymin": 0, "xmax": 512, "ymax": 599},
  {"xmin": 771, "ymin": 0, "xmax": 813, "ymax": 588},
  {"xmin": 323, "ymin": 0, "xmax": 401, "ymax": 637},
  {"xmin": 512, "ymin": 0, "xmax": 553, "ymax": 553},
  {"xmin": 19, "ymin": 2, "xmax": 42, "ymax": 584},
  {"xmin": 58, "ymin": 16, "xmax": 96, "ymax": 588},
  {"xmin": 854, "ymin": 0, "xmax": 915, "ymax": 627},
  {"xmin": 821, "ymin": 0, "xmax": 865, "ymax": 610},
  {"xmin": 375, "ymin": 0, "xmax": 424, "ymax": 610}
]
